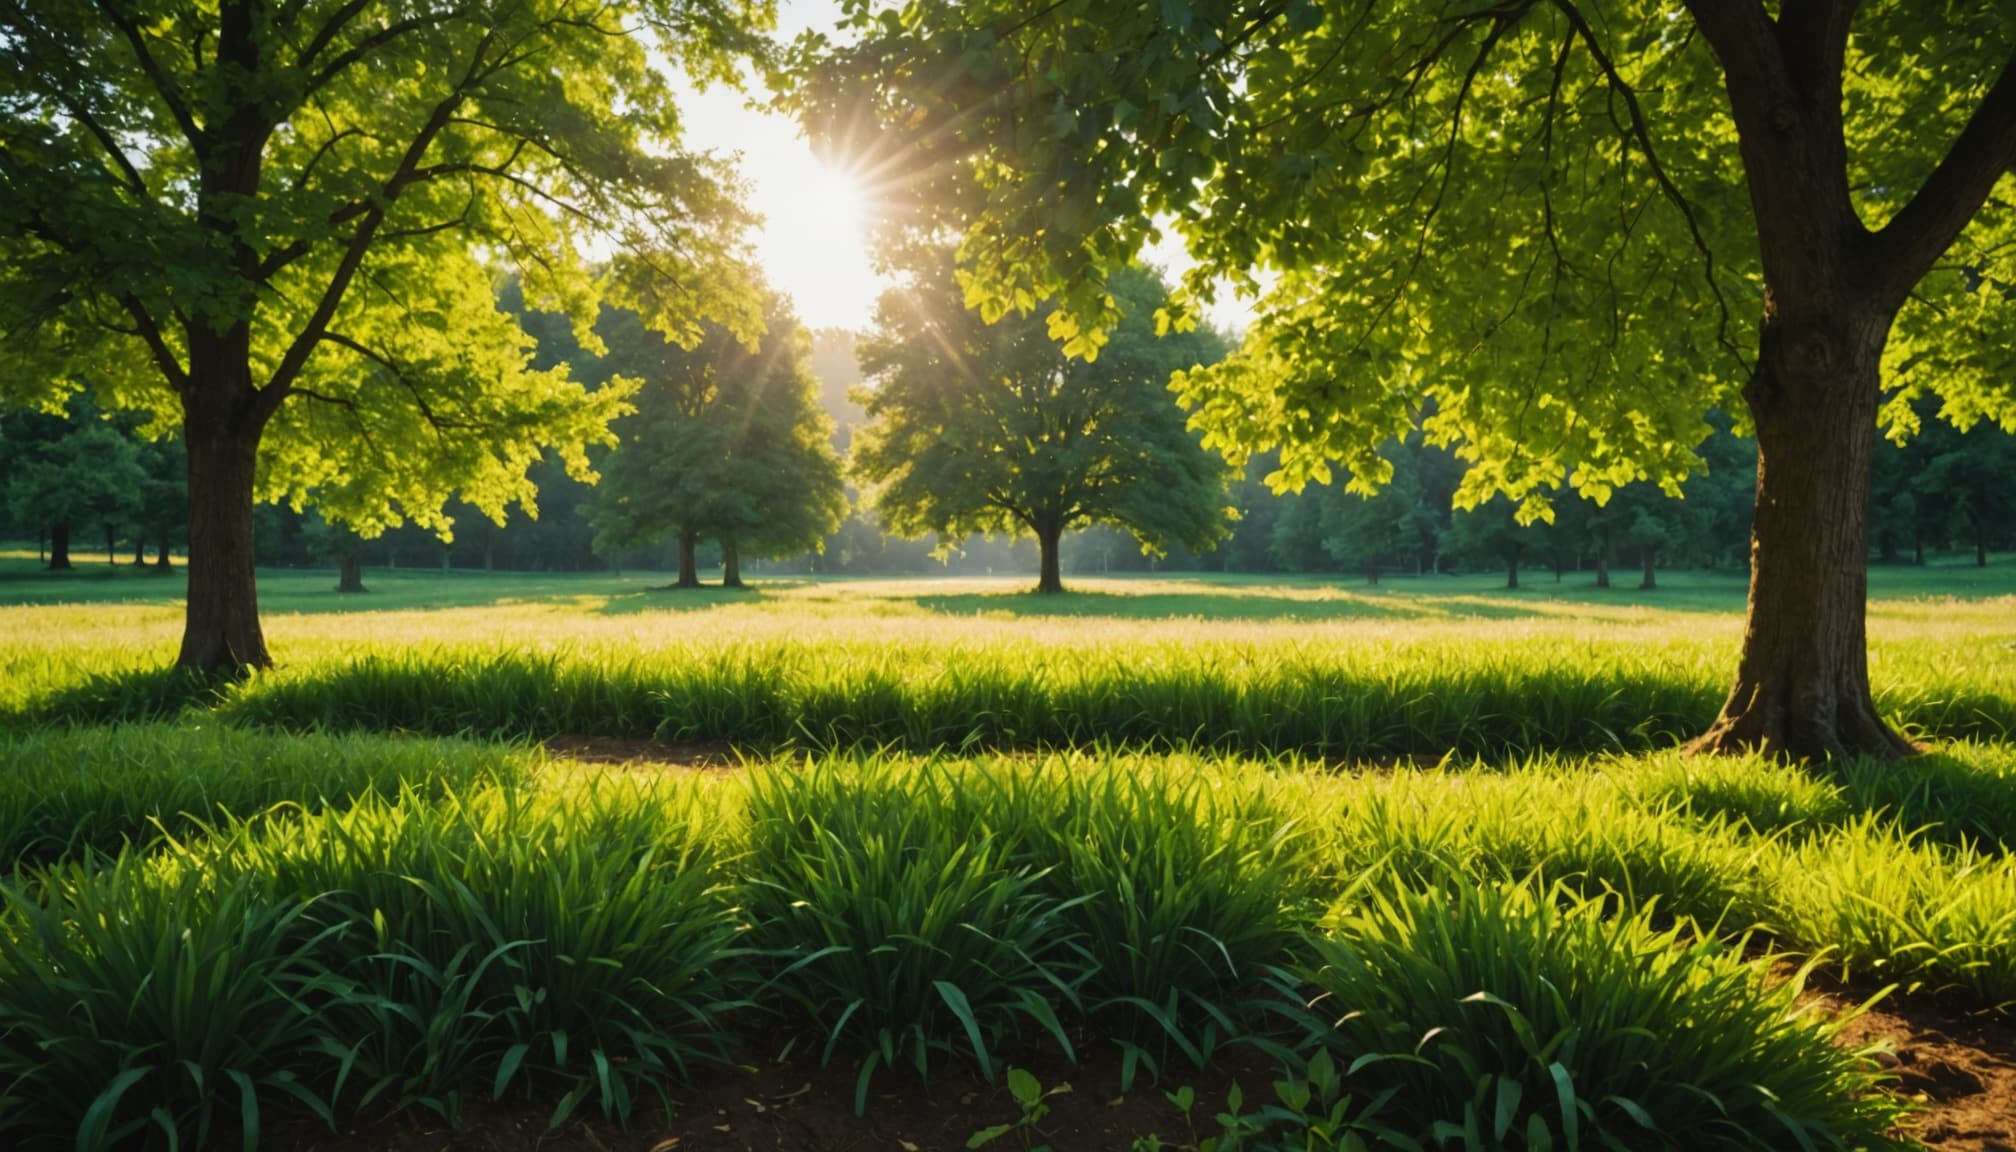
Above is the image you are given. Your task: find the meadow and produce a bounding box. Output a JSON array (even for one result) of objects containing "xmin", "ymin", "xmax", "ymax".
[{"xmin": 0, "ymin": 555, "xmax": 2011, "ymax": 1151}]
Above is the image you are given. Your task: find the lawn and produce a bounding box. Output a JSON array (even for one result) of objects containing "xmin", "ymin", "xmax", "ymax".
[{"xmin": 0, "ymin": 559, "xmax": 2011, "ymax": 1150}]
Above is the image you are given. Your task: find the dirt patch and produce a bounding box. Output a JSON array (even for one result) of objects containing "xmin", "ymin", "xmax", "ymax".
[
  {"xmin": 248, "ymin": 1004, "xmax": 2016, "ymax": 1152},
  {"xmin": 544, "ymin": 735, "xmax": 745, "ymax": 772},
  {"xmin": 288, "ymin": 1041, "xmax": 1273, "ymax": 1152},
  {"xmin": 1817, "ymin": 988, "xmax": 2016, "ymax": 1151}
]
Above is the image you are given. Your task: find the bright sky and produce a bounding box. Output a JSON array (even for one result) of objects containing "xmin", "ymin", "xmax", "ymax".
[{"xmin": 675, "ymin": 0, "xmax": 1254, "ymax": 335}]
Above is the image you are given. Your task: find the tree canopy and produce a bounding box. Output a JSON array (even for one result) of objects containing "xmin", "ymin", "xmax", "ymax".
[
  {"xmin": 793, "ymin": 0, "xmax": 2016, "ymax": 757},
  {"xmin": 852, "ymin": 258, "xmax": 1234, "ymax": 593},
  {"xmin": 0, "ymin": 0, "xmax": 772, "ymax": 666},
  {"xmin": 582, "ymin": 295, "xmax": 847, "ymax": 587}
]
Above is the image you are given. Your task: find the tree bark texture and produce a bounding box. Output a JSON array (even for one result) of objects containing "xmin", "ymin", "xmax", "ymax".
[
  {"xmin": 177, "ymin": 425, "xmax": 270, "ymax": 670},
  {"xmin": 1035, "ymin": 524, "xmax": 1064, "ymax": 594},
  {"xmin": 671, "ymin": 532, "xmax": 700, "ymax": 589},
  {"xmin": 1688, "ymin": 312, "xmax": 1915, "ymax": 760},
  {"xmin": 337, "ymin": 552, "xmax": 367, "ymax": 594},
  {"xmin": 721, "ymin": 539, "xmax": 744, "ymax": 587}
]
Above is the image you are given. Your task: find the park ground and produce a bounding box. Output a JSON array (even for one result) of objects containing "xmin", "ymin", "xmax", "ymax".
[{"xmin": 1, "ymin": 554, "xmax": 2014, "ymax": 1150}]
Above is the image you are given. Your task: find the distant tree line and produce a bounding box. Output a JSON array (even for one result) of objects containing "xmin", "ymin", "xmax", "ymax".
[{"xmin": 7, "ymin": 293, "xmax": 2013, "ymax": 588}]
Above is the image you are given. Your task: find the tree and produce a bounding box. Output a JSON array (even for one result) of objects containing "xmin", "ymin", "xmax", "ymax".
[
  {"xmin": 132, "ymin": 436, "xmax": 188, "ymax": 570},
  {"xmin": 1909, "ymin": 418, "xmax": 2016, "ymax": 567},
  {"xmin": 5, "ymin": 422, "xmax": 147, "ymax": 570},
  {"xmin": 852, "ymin": 258, "xmax": 1235, "ymax": 594},
  {"xmin": 1, "ymin": 0, "xmax": 767, "ymax": 669},
  {"xmin": 800, "ymin": 2, "xmax": 2016, "ymax": 758},
  {"xmin": 1443, "ymin": 496, "xmax": 1536, "ymax": 589},
  {"xmin": 585, "ymin": 296, "xmax": 847, "ymax": 588}
]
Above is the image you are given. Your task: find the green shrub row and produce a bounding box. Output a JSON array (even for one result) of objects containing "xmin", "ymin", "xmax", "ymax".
[
  {"xmin": 13, "ymin": 636, "xmax": 2012, "ymax": 758},
  {"xmin": 0, "ymin": 751, "xmax": 1977, "ymax": 1151}
]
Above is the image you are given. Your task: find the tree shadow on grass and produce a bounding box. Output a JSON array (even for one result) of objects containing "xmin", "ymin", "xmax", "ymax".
[
  {"xmin": 912, "ymin": 587, "xmax": 1573, "ymax": 622},
  {"xmin": 594, "ymin": 584, "xmax": 770, "ymax": 616},
  {"xmin": 3, "ymin": 666, "xmax": 232, "ymax": 729}
]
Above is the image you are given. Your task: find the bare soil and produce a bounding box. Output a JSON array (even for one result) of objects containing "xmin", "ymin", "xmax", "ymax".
[
  {"xmin": 1820, "ymin": 990, "xmax": 2016, "ymax": 1152},
  {"xmin": 287, "ymin": 1040, "xmax": 1270, "ymax": 1152},
  {"xmin": 274, "ymin": 996, "xmax": 2016, "ymax": 1152}
]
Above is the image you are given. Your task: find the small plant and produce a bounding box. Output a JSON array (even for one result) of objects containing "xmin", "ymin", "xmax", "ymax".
[{"xmin": 968, "ymin": 1067, "xmax": 1071, "ymax": 1151}]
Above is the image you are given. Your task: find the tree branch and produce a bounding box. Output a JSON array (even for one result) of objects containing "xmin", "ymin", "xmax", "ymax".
[
  {"xmin": 1870, "ymin": 49, "xmax": 2016, "ymax": 302},
  {"xmin": 94, "ymin": 0, "xmax": 204, "ymax": 146}
]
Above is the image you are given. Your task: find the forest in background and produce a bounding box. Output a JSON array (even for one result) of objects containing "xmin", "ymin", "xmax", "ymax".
[{"xmin": 7, "ymin": 322, "xmax": 2011, "ymax": 585}]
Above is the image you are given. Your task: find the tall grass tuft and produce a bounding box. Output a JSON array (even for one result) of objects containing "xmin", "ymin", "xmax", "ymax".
[
  {"xmin": 1284, "ymin": 883, "xmax": 1907, "ymax": 1150},
  {"xmin": 231, "ymin": 777, "xmax": 750, "ymax": 1125},
  {"xmin": 0, "ymin": 856, "xmax": 342, "ymax": 1151},
  {"xmin": 742, "ymin": 760, "xmax": 1090, "ymax": 1112},
  {"xmin": 1038, "ymin": 760, "xmax": 1319, "ymax": 1085}
]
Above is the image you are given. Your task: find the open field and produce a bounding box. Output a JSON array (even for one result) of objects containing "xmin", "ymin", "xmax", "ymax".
[{"xmin": 1, "ymin": 562, "xmax": 2013, "ymax": 1150}]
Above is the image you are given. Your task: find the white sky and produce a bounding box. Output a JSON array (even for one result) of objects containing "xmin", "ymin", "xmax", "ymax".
[{"xmin": 676, "ymin": 0, "xmax": 1254, "ymax": 335}]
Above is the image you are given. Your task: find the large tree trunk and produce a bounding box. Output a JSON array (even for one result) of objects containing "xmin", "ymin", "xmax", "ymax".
[
  {"xmin": 1689, "ymin": 313, "xmax": 1913, "ymax": 760},
  {"xmin": 178, "ymin": 426, "xmax": 270, "ymax": 670},
  {"xmin": 154, "ymin": 527, "xmax": 172, "ymax": 571},
  {"xmin": 337, "ymin": 552, "xmax": 367, "ymax": 594},
  {"xmin": 721, "ymin": 538, "xmax": 744, "ymax": 588},
  {"xmin": 1639, "ymin": 547, "xmax": 1658, "ymax": 591},
  {"xmin": 47, "ymin": 522, "xmax": 72, "ymax": 571},
  {"xmin": 670, "ymin": 532, "xmax": 700, "ymax": 589},
  {"xmin": 1035, "ymin": 523, "xmax": 1064, "ymax": 594}
]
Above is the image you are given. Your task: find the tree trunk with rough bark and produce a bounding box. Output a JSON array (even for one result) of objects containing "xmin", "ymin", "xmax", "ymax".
[
  {"xmin": 1035, "ymin": 522, "xmax": 1064, "ymax": 594},
  {"xmin": 47, "ymin": 522, "xmax": 71, "ymax": 571},
  {"xmin": 1639, "ymin": 547, "xmax": 1658, "ymax": 591},
  {"xmin": 721, "ymin": 539, "xmax": 744, "ymax": 587},
  {"xmin": 337, "ymin": 552, "xmax": 367, "ymax": 594},
  {"xmin": 178, "ymin": 422, "xmax": 270, "ymax": 670},
  {"xmin": 1688, "ymin": 312, "xmax": 1915, "ymax": 760},
  {"xmin": 1675, "ymin": 2, "xmax": 2016, "ymax": 758},
  {"xmin": 670, "ymin": 532, "xmax": 701, "ymax": 589}
]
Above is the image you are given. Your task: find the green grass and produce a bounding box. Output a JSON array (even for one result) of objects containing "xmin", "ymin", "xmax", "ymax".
[
  {"xmin": 6, "ymin": 567, "xmax": 2010, "ymax": 759},
  {"xmin": 2, "ymin": 741, "xmax": 2014, "ymax": 1147},
  {"xmin": 0, "ymin": 724, "xmax": 533, "ymax": 867},
  {"xmin": 2, "ymin": 564, "xmax": 2013, "ymax": 1148}
]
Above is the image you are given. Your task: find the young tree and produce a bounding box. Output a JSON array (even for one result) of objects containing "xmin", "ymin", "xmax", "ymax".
[
  {"xmin": 801, "ymin": 2, "xmax": 2016, "ymax": 758},
  {"xmin": 585, "ymin": 297, "xmax": 847, "ymax": 587},
  {"xmin": 0, "ymin": 0, "xmax": 766, "ymax": 668},
  {"xmin": 853, "ymin": 259, "xmax": 1234, "ymax": 593}
]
